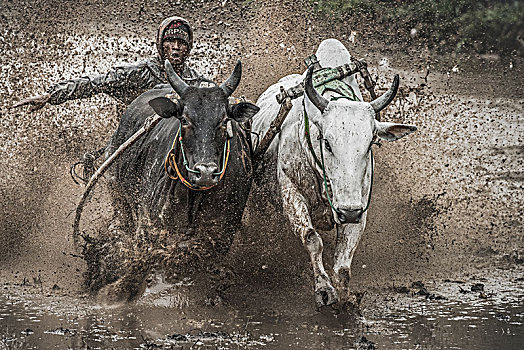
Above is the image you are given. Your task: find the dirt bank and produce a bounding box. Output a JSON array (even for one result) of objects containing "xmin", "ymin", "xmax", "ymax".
[{"xmin": 1, "ymin": 0, "xmax": 522, "ymax": 305}]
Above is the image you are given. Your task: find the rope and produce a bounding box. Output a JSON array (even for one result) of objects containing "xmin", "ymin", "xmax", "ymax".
[
  {"xmin": 303, "ymin": 106, "xmax": 323, "ymax": 169},
  {"xmin": 303, "ymin": 82, "xmax": 376, "ymax": 217},
  {"xmin": 73, "ymin": 114, "xmax": 162, "ymax": 249},
  {"xmin": 362, "ymin": 148, "xmax": 374, "ymax": 213},
  {"xmin": 164, "ymin": 127, "xmax": 180, "ymax": 180},
  {"xmin": 163, "ymin": 124, "xmax": 231, "ymax": 191}
]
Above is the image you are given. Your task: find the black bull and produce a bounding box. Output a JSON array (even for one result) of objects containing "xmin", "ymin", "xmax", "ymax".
[{"xmin": 89, "ymin": 61, "xmax": 259, "ymax": 300}]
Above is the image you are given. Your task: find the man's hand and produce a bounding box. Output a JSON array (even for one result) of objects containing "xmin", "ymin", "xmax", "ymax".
[{"xmin": 11, "ymin": 93, "xmax": 51, "ymax": 112}]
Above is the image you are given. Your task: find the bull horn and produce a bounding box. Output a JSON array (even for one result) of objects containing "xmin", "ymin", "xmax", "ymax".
[
  {"xmin": 370, "ymin": 74, "xmax": 399, "ymax": 114},
  {"xmin": 220, "ymin": 60, "xmax": 242, "ymax": 97},
  {"xmin": 165, "ymin": 60, "xmax": 189, "ymax": 96},
  {"xmin": 305, "ymin": 66, "xmax": 328, "ymax": 113}
]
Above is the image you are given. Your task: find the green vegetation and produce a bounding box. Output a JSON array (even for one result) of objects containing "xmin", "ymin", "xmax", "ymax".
[{"xmin": 313, "ymin": 0, "xmax": 524, "ymax": 55}]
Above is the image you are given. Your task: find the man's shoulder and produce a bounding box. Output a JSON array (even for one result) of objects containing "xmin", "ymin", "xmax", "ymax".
[
  {"xmin": 113, "ymin": 57, "xmax": 162, "ymax": 72},
  {"xmin": 125, "ymin": 57, "xmax": 166, "ymax": 84},
  {"xmin": 180, "ymin": 64, "xmax": 203, "ymax": 86},
  {"xmin": 135, "ymin": 57, "xmax": 162, "ymax": 70}
]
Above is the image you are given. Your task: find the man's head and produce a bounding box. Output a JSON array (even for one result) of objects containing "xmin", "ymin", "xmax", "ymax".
[{"xmin": 157, "ymin": 17, "xmax": 193, "ymax": 68}]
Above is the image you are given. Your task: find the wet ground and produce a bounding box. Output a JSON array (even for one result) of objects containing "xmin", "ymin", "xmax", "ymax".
[
  {"xmin": 1, "ymin": 267, "xmax": 522, "ymax": 349},
  {"xmin": 1, "ymin": 0, "xmax": 523, "ymax": 349}
]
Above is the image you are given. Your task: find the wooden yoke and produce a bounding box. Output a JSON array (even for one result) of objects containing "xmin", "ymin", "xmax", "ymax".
[
  {"xmin": 252, "ymin": 86, "xmax": 293, "ymax": 170},
  {"xmin": 253, "ymin": 56, "xmax": 379, "ymax": 172}
]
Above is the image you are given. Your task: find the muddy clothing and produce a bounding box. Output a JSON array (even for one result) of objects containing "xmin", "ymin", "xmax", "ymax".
[{"xmin": 46, "ymin": 57, "xmax": 202, "ymax": 106}]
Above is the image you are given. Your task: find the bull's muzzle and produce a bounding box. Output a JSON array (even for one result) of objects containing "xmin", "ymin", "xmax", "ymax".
[
  {"xmin": 337, "ymin": 208, "xmax": 363, "ymax": 224},
  {"xmin": 194, "ymin": 162, "xmax": 220, "ymax": 187}
]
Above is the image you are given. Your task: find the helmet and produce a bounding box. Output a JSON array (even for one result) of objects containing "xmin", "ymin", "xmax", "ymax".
[{"xmin": 156, "ymin": 16, "xmax": 194, "ymax": 59}]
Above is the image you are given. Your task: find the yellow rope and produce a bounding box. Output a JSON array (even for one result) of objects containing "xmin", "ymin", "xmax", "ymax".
[
  {"xmin": 163, "ymin": 128, "xmax": 180, "ymax": 180},
  {"xmin": 163, "ymin": 129, "xmax": 231, "ymax": 191}
]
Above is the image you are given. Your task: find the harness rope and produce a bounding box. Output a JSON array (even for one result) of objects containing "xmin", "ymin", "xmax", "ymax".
[
  {"xmin": 164, "ymin": 124, "xmax": 231, "ymax": 191},
  {"xmin": 303, "ymin": 80, "xmax": 376, "ymax": 217}
]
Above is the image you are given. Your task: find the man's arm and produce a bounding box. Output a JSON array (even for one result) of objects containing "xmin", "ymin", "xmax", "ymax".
[
  {"xmin": 12, "ymin": 59, "xmax": 163, "ymax": 112},
  {"xmin": 11, "ymin": 93, "xmax": 51, "ymax": 112}
]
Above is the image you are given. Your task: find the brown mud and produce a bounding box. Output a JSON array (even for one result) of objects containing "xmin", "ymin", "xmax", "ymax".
[{"xmin": 1, "ymin": 0, "xmax": 523, "ymax": 349}]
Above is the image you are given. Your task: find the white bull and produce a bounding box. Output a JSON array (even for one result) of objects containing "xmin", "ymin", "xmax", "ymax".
[{"xmin": 252, "ymin": 39, "xmax": 417, "ymax": 307}]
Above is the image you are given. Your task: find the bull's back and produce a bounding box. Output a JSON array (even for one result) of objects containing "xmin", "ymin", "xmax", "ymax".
[
  {"xmin": 315, "ymin": 39, "xmax": 363, "ymax": 101},
  {"xmin": 109, "ymin": 87, "xmax": 172, "ymax": 148},
  {"xmin": 252, "ymin": 74, "xmax": 303, "ymax": 152},
  {"xmin": 106, "ymin": 87, "xmax": 177, "ymax": 198}
]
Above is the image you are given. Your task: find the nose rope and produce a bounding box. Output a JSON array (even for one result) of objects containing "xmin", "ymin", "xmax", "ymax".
[
  {"xmin": 164, "ymin": 124, "xmax": 230, "ymax": 191},
  {"xmin": 362, "ymin": 148, "xmax": 374, "ymax": 214}
]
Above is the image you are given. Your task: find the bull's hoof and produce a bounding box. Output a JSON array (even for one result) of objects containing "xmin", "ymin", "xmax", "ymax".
[
  {"xmin": 331, "ymin": 291, "xmax": 366, "ymax": 316},
  {"xmin": 315, "ymin": 286, "xmax": 339, "ymax": 308}
]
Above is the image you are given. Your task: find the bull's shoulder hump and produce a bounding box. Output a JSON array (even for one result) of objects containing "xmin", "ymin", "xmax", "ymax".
[
  {"xmin": 257, "ymin": 74, "xmax": 303, "ymax": 103},
  {"xmin": 316, "ymin": 39, "xmax": 352, "ymax": 68},
  {"xmin": 278, "ymin": 73, "xmax": 302, "ymax": 84}
]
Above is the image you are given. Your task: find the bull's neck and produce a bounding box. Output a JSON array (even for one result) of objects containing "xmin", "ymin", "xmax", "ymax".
[{"xmin": 299, "ymin": 103, "xmax": 322, "ymax": 171}]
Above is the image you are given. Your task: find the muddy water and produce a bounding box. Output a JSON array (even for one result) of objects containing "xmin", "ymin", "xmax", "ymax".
[
  {"xmin": 361, "ymin": 269, "xmax": 524, "ymax": 349},
  {"xmin": 1, "ymin": 268, "xmax": 522, "ymax": 349},
  {"xmin": 2, "ymin": 1, "xmax": 523, "ymax": 349}
]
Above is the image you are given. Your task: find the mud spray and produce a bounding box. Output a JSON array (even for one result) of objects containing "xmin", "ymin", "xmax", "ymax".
[{"xmin": 1, "ymin": 0, "xmax": 522, "ymax": 349}]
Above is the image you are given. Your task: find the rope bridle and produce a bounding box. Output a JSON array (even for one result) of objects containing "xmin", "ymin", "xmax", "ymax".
[
  {"xmin": 164, "ymin": 123, "xmax": 231, "ymax": 191},
  {"xmin": 303, "ymin": 80, "xmax": 377, "ymax": 218}
]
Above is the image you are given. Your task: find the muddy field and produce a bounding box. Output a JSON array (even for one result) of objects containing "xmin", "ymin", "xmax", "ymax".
[{"xmin": 1, "ymin": 0, "xmax": 523, "ymax": 349}]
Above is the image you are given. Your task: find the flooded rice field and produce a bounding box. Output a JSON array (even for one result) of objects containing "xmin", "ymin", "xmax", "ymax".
[
  {"xmin": 1, "ymin": 1, "xmax": 523, "ymax": 349},
  {"xmin": 1, "ymin": 267, "xmax": 522, "ymax": 349}
]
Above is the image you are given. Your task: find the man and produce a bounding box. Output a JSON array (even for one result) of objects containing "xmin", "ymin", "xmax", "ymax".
[
  {"xmin": 13, "ymin": 16, "xmax": 202, "ymax": 111},
  {"xmin": 13, "ymin": 17, "xmax": 203, "ymax": 183}
]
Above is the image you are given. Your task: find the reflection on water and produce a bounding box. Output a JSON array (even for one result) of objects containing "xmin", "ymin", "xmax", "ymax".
[
  {"xmin": 0, "ymin": 295, "xmax": 361, "ymax": 349},
  {"xmin": 361, "ymin": 270, "xmax": 524, "ymax": 350},
  {"xmin": 1, "ymin": 270, "xmax": 522, "ymax": 349},
  {"xmin": 363, "ymin": 298, "xmax": 523, "ymax": 349}
]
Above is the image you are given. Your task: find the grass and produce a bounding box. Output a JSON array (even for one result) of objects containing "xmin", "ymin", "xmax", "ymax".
[{"xmin": 312, "ymin": 0, "xmax": 524, "ymax": 55}]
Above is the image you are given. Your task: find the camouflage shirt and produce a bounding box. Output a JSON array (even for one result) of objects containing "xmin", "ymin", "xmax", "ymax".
[{"xmin": 46, "ymin": 56, "xmax": 202, "ymax": 106}]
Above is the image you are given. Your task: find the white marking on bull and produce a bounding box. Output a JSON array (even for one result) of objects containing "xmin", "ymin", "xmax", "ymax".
[{"xmin": 253, "ymin": 39, "xmax": 417, "ymax": 307}]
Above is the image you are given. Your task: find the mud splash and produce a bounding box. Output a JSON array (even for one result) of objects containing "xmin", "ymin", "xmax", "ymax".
[{"xmin": 1, "ymin": 0, "xmax": 523, "ymax": 349}]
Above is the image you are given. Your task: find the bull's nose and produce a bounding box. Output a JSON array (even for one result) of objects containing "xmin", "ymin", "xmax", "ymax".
[
  {"xmin": 337, "ymin": 208, "xmax": 363, "ymax": 224},
  {"xmin": 194, "ymin": 162, "xmax": 219, "ymax": 185}
]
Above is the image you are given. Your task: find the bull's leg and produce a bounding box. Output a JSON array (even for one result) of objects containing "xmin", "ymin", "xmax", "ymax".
[
  {"xmin": 83, "ymin": 179, "xmax": 135, "ymax": 293},
  {"xmin": 280, "ymin": 174, "xmax": 338, "ymax": 307},
  {"xmin": 96, "ymin": 209, "xmax": 154, "ymax": 303},
  {"xmin": 333, "ymin": 213, "xmax": 367, "ymax": 295}
]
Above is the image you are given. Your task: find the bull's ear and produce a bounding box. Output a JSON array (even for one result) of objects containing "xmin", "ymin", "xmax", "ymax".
[
  {"xmin": 230, "ymin": 102, "xmax": 260, "ymax": 123},
  {"xmin": 149, "ymin": 97, "xmax": 181, "ymax": 119},
  {"xmin": 375, "ymin": 121, "xmax": 417, "ymax": 141}
]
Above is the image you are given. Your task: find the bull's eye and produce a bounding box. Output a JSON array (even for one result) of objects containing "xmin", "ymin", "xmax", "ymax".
[{"xmin": 324, "ymin": 139, "xmax": 333, "ymax": 153}]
